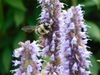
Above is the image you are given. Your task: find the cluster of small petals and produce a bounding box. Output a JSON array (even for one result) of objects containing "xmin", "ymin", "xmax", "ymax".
[
  {"xmin": 13, "ymin": 47, "xmax": 24, "ymax": 58},
  {"xmin": 38, "ymin": 0, "xmax": 53, "ymax": 24},
  {"xmin": 11, "ymin": 40, "xmax": 42, "ymax": 75},
  {"xmin": 43, "ymin": 62, "xmax": 61, "ymax": 75},
  {"xmin": 59, "ymin": 5, "xmax": 92, "ymax": 75},
  {"xmin": 38, "ymin": 0, "xmax": 64, "ymax": 75}
]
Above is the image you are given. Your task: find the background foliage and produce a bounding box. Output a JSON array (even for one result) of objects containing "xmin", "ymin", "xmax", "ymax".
[{"xmin": 0, "ymin": 0, "xmax": 100, "ymax": 75}]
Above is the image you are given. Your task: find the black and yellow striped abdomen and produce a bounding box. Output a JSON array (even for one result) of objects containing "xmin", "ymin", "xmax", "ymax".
[{"xmin": 35, "ymin": 23, "xmax": 52, "ymax": 36}]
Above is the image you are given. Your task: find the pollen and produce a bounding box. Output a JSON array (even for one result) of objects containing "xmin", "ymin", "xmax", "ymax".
[{"xmin": 71, "ymin": 33, "xmax": 75, "ymax": 37}]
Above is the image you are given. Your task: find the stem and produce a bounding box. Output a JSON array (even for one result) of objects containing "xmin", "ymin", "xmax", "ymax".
[{"xmin": 72, "ymin": 0, "xmax": 77, "ymax": 6}]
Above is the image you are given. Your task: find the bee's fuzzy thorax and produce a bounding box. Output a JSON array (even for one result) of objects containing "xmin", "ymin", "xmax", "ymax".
[{"xmin": 35, "ymin": 23, "xmax": 52, "ymax": 36}]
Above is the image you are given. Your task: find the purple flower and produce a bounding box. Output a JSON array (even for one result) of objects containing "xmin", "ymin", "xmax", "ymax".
[
  {"xmin": 13, "ymin": 47, "xmax": 24, "ymax": 58},
  {"xmin": 37, "ymin": 0, "xmax": 64, "ymax": 74},
  {"xmin": 11, "ymin": 40, "xmax": 42, "ymax": 75},
  {"xmin": 12, "ymin": 60, "xmax": 21, "ymax": 66},
  {"xmin": 59, "ymin": 5, "xmax": 92, "ymax": 75}
]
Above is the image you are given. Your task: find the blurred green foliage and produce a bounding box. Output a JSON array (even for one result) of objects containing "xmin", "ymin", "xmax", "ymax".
[{"xmin": 0, "ymin": 0, "xmax": 100, "ymax": 75}]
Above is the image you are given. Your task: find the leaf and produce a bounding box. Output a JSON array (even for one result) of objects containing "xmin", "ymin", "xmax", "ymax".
[
  {"xmin": 3, "ymin": 8, "xmax": 14, "ymax": 31},
  {"xmin": 4, "ymin": 0, "xmax": 26, "ymax": 11},
  {"xmin": 13, "ymin": 31, "xmax": 25, "ymax": 48},
  {"xmin": 86, "ymin": 21, "xmax": 100, "ymax": 42},
  {"xmin": 27, "ymin": 7, "xmax": 41, "ymax": 25},
  {"xmin": 0, "ymin": 13, "xmax": 3, "ymax": 30},
  {"xmin": 0, "ymin": 1, "xmax": 4, "ymax": 31},
  {"xmin": 14, "ymin": 9, "xmax": 25, "ymax": 27},
  {"xmin": 82, "ymin": 1, "xmax": 96, "ymax": 7},
  {"xmin": 82, "ymin": 0, "xmax": 100, "ymax": 9},
  {"xmin": 2, "ymin": 47, "xmax": 12, "ymax": 73},
  {"xmin": 0, "ymin": 62, "xmax": 5, "ymax": 75},
  {"xmin": 0, "ymin": 37, "xmax": 13, "ymax": 48},
  {"xmin": 90, "ymin": 55, "xmax": 99, "ymax": 75},
  {"xmin": 92, "ymin": 0, "xmax": 100, "ymax": 9},
  {"xmin": 33, "ymin": 7, "xmax": 41, "ymax": 21}
]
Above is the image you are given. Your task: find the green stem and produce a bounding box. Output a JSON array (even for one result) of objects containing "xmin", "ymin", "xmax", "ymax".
[{"xmin": 72, "ymin": 0, "xmax": 77, "ymax": 6}]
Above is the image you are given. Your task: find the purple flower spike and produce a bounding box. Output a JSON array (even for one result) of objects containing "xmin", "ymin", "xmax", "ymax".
[
  {"xmin": 11, "ymin": 40, "xmax": 42, "ymax": 75},
  {"xmin": 59, "ymin": 5, "xmax": 92, "ymax": 75},
  {"xmin": 37, "ymin": 0, "xmax": 64, "ymax": 74}
]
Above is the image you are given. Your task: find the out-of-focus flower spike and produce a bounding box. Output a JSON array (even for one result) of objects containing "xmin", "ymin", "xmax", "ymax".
[{"xmin": 11, "ymin": 40, "xmax": 42, "ymax": 75}]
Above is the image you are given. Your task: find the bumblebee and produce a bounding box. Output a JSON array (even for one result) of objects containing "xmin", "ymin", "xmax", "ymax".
[{"xmin": 21, "ymin": 23, "xmax": 52, "ymax": 36}]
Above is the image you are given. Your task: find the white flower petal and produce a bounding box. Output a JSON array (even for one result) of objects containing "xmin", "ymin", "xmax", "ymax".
[
  {"xmin": 12, "ymin": 60, "xmax": 21, "ymax": 66},
  {"xmin": 13, "ymin": 47, "xmax": 24, "ymax": 57},
  {"xmin": 27, "ymin": 65, "xmax": 33, "ymax": 74}
]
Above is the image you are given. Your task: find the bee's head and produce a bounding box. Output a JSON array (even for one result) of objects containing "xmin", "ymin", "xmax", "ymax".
[{"xmin": 44, "ymin": 23, "xmax": 52, "ymax": 31}]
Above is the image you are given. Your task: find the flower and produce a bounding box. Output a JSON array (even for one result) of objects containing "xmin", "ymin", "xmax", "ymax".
[
  {"xmin": 13, "ymin": 47, "xmax": 24, "ymax": 58},
  {"xmin": 59, "ymin": 4, "xmax": 92, "ymax": 75},
  {"xmin": 37, "ymin": 0, "xmax": 64, "ymax": 74},
  {"xmin": 11, "ymin": 40, "xmax": 42, "ymax": 75},
  {"xmin": 12, "ymin": 60, "xmax": 21, "ymax": 66}
]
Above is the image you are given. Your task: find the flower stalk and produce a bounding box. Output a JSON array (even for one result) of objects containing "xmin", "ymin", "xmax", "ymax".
[
  {"xmin": 37, "ymin": 0, "xmax": 65, "ymax": 74},
  {"xmin": 59, "ymin": 5, "xmax": 92, "ymax": 75},
  {"xmin": 11, "ymin": 41, "xmax": 42, "ymax": 75}
]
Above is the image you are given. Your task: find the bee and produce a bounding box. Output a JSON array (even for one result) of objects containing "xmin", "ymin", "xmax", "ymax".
[{"xmin": 21, "ymin": 23, "xmax": 52, "ymax": 36}]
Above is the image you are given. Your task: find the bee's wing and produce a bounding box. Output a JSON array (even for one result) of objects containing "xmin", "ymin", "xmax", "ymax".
[{"xmin": 21, "ymin": 26, "xmax": 36, "ymax": 33}]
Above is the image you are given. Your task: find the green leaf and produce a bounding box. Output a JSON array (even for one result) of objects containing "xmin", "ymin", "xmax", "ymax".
[
  {"xmin": 82, "ymin": 1, "xmax": 96, "ymax": 7},
  {"xmin": 2, "ymin": 48, "xmax": 12, "ymax": 73},
  {"xmin": 3, "ymin": 8, "xmax": 14, "ymax": 31},
  {"xmin": 33, "ymin": 7, "xmax": 41, "ymax": 21},
  {"xmin": 4, "ymin": 0, "xmax": 26, "ymax": 11},
  {"xmin": 0, "ymin": 62, "xmax": 5, "ymax": 75},
  {"xmin": 86, "ymin": 21, "xmax": 100, "ymax": 42},
  {"xmin": 0, "ymin": 0, "xmax": 4, "ymax": 31},
  {"xmin": 92, "ymin": 0, "xmax": 100, "ymax": 9},
  {"xmin": 27, "ymin": 7, "xmax": 41, "ymax": 25},
  {"xmin": 82, "ymin": 0, "xmax": 100, "ymax": 9},
  {"xmin": 27, "ymin": 17, "xmax": 36, "ymax": 25},
  {"xmin": 0, "ymin": 13, "xmax": 3, "ymax": 30},
  {"xmin": 14, "ymin": 9, "xmax": 25, "ymax": 27},
  {"xmin": 0, "ymin": 37, "xmax": 13, "ymax": 48},
  {"xmin": 90, "ymin": 55, "xmax": 99, "ymax": 75},
  {"xmin": 13, "ymin": 31, "xmax": 25, "ymax": 48}
]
